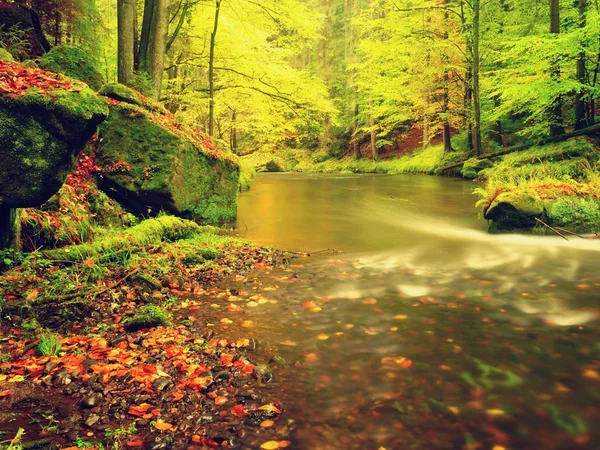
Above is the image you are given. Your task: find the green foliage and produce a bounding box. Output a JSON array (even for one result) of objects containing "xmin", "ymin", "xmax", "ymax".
[
  {"xmin": 123, "ymin": 305, "xmax": 171, "ymax": 331},
  {"xmin": 239, "ymin": 160, "xmax": 256, "ymax": 191},
  {"xmin": 0, "ymin": 25, "xmax": 28, "ymax": 60},
  {"xmin": 37, "ymin": 332, "xmax": 62, "ymax": 356},
  {"xmin": 549, "ymin": 198, "xmax": 600, "ymax": 230}
]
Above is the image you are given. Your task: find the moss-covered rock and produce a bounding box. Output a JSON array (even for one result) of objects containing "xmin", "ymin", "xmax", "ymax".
[
  {"xmin": 461, "ymin": 157, "xmax": 493, "ymax": 179},
  {"xmin": 39, "ymin": 45, "xmax": 104, "ymax": 90},
  {"xmin": 98, "ymin": 83, "xmax": 167, "ymax": 114},
  {"xmin": 484, "ymin": 190, "xmax": 546, "ymax": 232},
  {"xmin": 0, "ymin": 72, "xmax": 108, "ymax": 210},
  {"xmin": 1, "ymin": 91, "xmax": 107, "ymax": 215},
  {"xmin": 96, "ymin": 99, "xmax": 240, "ymax": 223},
  {"xmin": 0, "ymin": 47, "xmax": 14, "ymax": 62}
]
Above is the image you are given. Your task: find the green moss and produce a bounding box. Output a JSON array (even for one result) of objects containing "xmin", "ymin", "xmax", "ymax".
[
  {"xmin": 96, "ymin": 103, "xmax": 239, "ymax": 223},
  {"xmin": 245, "ymin": 144, "xmax": 468, "ymax": 175},
  {"xmin": 123, "ymin": 305, "xmax": 170, "ymax": 332},
  {"xmin": 38, "ymin": 45, "xmax": 104, "ymax": 90},
  {"xmin": 549, "ymin": 198, "xmax": 600, "ymax": 232},
  {"xmin": 0, "ymin": 47, "xmax": 14, "ymax": 62},
  {"xmin": 42, "ymin": 215, "xmax": 204, "ymax": 262},
  {"xmin": 484, "ymin": 190, "xmax": 546, "ymax": 231},
  {"xmin": 461, "ymin": 158, "xmax": 493, "ymax": 179},
  {"xmin": 239, "ymin": 160, "xmax": 256, "ymax": 191},
  {"xmin": 98, "ymin": 83, "xmax": 167, "ymax": 114}
]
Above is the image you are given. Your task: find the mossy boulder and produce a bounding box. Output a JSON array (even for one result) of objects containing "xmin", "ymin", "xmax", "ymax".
[
  {"xmin": 96, "ymin": 99, "xmax": 240, "ymax": 223},
  {"xmin": 0, "ymin": 62, "xmax": 108, "ymax": 248},
  {"xmin": 461, "ymin": 158, "xmax": 493, "ymax": 179},
  {"xmin": 484, "ymin": 190, "xmax": 545, "ymax": 232},
  {"xmin": 98, "ymin": 83, "xmax": 167, "ymax": 114},
  {"xmin": 39, "ymin": 45, "xmax": 104, "ymax": 90},
  {"xmin": 0, "ymin": 47, "xmax": 14, "ymax": 62}
]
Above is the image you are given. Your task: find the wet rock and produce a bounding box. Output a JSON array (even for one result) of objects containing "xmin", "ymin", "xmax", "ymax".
[
  {"xmin": 57, "ymin": 404, "xmax": 71, "ymax": 418},
  {"xmin": 81, "ymin": 393, "xmax": 103, "ymax": 409},
  {"xmin": 85, "ymin": 414, "xmax": 100, "ymax": 427},
  {"xmin": 196, "ymin": 414, "xmax": 215, "ymax": 425},
  {"xmin": 44, "ymin": 360, "xmax": 59, "ymax": 374},
  {"xmin": 254, "ymin": 364, "xmax": 274, "ymax": 383},
  {"xmin": 152, "ymin": 377, "xmax": 171, "ymax": 391},
  {"xmin": 53, "ymin": 369, "xmax": 71, "ymax": 385}
]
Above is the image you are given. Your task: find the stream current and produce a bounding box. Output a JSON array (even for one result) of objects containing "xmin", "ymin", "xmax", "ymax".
[{"xmin": 233, "ymin": 173, "xmax": 600, "ymax": 450}]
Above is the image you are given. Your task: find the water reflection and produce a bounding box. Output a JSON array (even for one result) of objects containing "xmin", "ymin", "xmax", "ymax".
[{"xmin": 235, "ymin": 173, "xmax": 600, "ymax": 449}]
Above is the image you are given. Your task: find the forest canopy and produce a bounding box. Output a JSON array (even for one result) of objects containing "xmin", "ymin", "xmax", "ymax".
[{"xmin": 1, "ymin": 0, "xmax": 598, "ymax": 159}]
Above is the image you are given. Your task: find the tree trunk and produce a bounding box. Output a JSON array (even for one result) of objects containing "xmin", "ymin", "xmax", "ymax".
[
  {"xmin": 209, "ymin": 0, "xmax": 222, "ymax": 137},
  {"xmin": 117, "ymin": 0, "xmax": 135, "ymax": 86},
  {"xmin": 472, "ymin": 0, "xmax": 482, "ymax": 156},
  {"xmin": 549, "ymin": 0, "xmax": 565, "ymax": 136},
  {"xmin": 149, "ymin": 0, "xmax": 168, "ymax": 100},
  {"xmin": 575, "ymin": 0, "xmax": 588, "ymax": 129},
  {"xmin": 0, "ymin": 208, "xmax": 21, "ymax": 251},
  {"xmin": 353, "ymin": 102, "xmax": 361, "ymax": 159},
  {"xmin": 442, "ymin": 0, "xmax": 453, "ymax": 152},
  {"xmin": 460, "ymin": 0, "xmax": 474, "ymax": 153},
  {"xmin": 230, "ymin": 111, "xmax": 237, "ymax": 153},
  {"xmin": 139, "ymin": 0, "xmax": 156, "ymax": 72},
  {"xmin": 369, "ymin": 99, "xmax": 377, "ymax": 160}
]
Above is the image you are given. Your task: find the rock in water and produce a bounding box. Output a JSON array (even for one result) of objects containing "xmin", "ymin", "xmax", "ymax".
[
  {"xmin": 96, "ymin": 83, "xmax": 240, "ymax": 224},
  {"xmin": 484, "ymin": 190, "xmax": 545, "ymax": 232}
]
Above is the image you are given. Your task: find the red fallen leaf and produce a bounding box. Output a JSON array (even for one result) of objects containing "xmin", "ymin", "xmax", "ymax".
[
  {"xmin": 0, "ymin": 390, "xmax": 11, "ymax": 397},
  {"xmin": 220, "ymin": 353, "xmax": 234, "ymax": 366},
  {"xmin": 128, "ymin": 403, "xmax": 154, "ymax": 416},
  {"xmin": 231, "ymin": 404, "xmax": 248, "ymax": 417},
  {"xmin": 126, "ymin": 440, "xmax": 144, "ymax": 447}
]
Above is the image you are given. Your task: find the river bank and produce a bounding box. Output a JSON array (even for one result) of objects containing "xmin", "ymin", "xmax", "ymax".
[
  {"xmin": 242, "ymin": 136, "xmax": 600, "ymax": 234},
  {"xmin": 0, "ymin": 214, "xmax": 297, "ymax": 450}
]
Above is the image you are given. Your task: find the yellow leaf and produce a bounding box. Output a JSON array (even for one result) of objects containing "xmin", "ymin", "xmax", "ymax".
[
  {"xmin": 259, "ymin": 420, "xmax": 274, "ymax": 428},
  {"xmin": 486, "ymin": 409, "xmax": 506, "ymax": 416},
  {"xmin": 316, "ymin": 333, "xmax": 329, "ymax": 340},
  {"xmin": 258, "ymin": 404, "xmax": 281, "ymax": 414},
  {"xmin": 26, "ymin": 290, "xmax": 39, "ymax": 301},
  {"xmin": 260, "ymin": 442, "xmax": 280, "ymax": 450},
  {"xmin": 8, "ymin": 375, "xmax": 25, "ymax": 383},
  {"xmin": 153, "ymin": 421, "xmax": 176, "ymax": 432},
  {"xmin": 394, "ymin": 314, "xmax": 408, "ymax": 320}
]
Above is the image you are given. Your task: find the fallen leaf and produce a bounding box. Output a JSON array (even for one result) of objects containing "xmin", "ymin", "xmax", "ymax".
[
  {"xmin": 128, "ymin": 403, "xmax": 154, "ymax": 416},
  {"xmin": 260, "ymin": 442, "xmax": 280, "ymax": 450},
  {"xmin": 153, "ymin": 421, "xmax": 176, "ymax": 432},
  {"xmin": 260, "ymin": 420, "xmax": 275, "ymax": 428},
  {"xmin": 125, "ymin": 440, "xmax": 144, "ymax": 447}
]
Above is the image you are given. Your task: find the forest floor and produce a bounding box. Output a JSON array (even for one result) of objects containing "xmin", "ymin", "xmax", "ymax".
[{"xmin": 0, "ymin": 219, "xmax": 300, "ymax": 450}]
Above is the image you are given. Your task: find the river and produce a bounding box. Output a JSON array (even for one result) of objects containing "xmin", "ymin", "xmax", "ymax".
[{"xmin": 233, "ymin": 173, "xmax": 600, "ymax": 450}]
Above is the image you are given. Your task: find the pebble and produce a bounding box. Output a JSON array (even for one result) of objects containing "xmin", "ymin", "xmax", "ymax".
[
  {"xmin": 85, "ymin": 414, "xmax": 100, "ymax": 427},
  {"xmin": 81, "ymin": 393, "xmax": 103, "ymax": 409},
  {"xmin": 152, "ymin": 377, "xmax": 171, "ymax": 391}
]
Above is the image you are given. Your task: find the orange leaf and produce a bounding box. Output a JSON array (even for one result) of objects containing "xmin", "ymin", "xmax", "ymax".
[
  {"xmin": 126, "ymin": 440, "xmax": 144, "ymax": 447},
  {"xmin": 153, "ymin": 421, "xmax": 176, "ymax": 432},
  {"xmin": 26, "ymin": 289, "xmax": 39, "ymax": 300},
  {"xmin": 214, "ymin": 396, "xmax": 228, "ymax": 406},
  {"xmin": 128, "ymin": 403, "xmax": 154, "ymax": 416},
  {"xmin": 231, "ymin": 404, "xmax": 247, "ymax": 417},
  {"xmin": 0, "ymin": 390, "xmax": 11, "ymax": 397},
  {"xmin": 260, "ymin": 420, "xmax": 274, "ymax": 428},
  {"xmin": 258, "ymin": 404, "xmax": 281, "ymax": 414}
]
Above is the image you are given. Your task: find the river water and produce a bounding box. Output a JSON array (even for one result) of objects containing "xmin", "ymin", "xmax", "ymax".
[{"xmin": 234, "ymin": 173, "xmax": 600, "ymax": 450}]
